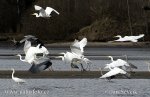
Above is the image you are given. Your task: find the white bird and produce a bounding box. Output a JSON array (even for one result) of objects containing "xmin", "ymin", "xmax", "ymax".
[
  {"xmin": 11, "ymin": 68, "xmax": 26, "ymax": 84},
  {"xmin": 100, "ymin": 67, "xmax": 127, "ymax": 79},
  {"xmin": 16, "ymin": 44, "xmax": 49, "ymax": 64},
  {"xmin": 105, "ymin": 56, "xmax": 137, "ymax": 71},
  {"xmin": 58, "ymin": 37, "xmax": 91, "ymax": 71},
  {"xmin": 104, "ymin": 56, "xmax": 130, "ymax": 70},
  {"xmin": 32, "ymin": 5, "xmax": 59, "ymax": 17},
  {"xmin": 114, "ymin": 34, "xmax": 144, "ymax": 42},
  {"xmin": 58, "ymin": 52, "xmax": 87, "ymax": 71}
]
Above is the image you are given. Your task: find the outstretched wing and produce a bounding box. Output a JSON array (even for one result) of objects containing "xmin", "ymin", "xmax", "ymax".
[
  {"xmin": 34, "ymin": 5, "xmax": 42, "ymax": 10},
  {"xmin": 45, "ymin": 7, "xmax": 59, "ymax": 16},
  {"xmin": 79, "ymin": 38, "xmax": 87, "ymax": 52},
  {"xmin": 70, "ymin": 39, "xmax": 83, "ymax": 55},
  {"xmin": 24, "ymin": 40, "xmax": 31, "ymax": 54},
  {"xmin": 20, "ymin": 35, "xmax": 36, "ymax": 43},
  {"xmin": 100, "ymin": 67, "xmax": 126, "ymax": 78}
]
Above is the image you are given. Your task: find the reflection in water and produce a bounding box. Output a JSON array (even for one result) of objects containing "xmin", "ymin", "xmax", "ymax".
[{"xmin": 0, "ymin": 79, "xmax": 149, "ymax": 97}]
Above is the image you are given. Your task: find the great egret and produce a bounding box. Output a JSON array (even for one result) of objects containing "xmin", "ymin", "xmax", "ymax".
[
  {"xmin": 105, "ymin": 56, "xmax": 137, "ymax": 70},
  {"xmin": 16, "ymin": 44, "xmax": 49, "ymax": 64},
  {"xmin": 29, "ymin": 57, "xmax": 52, "ymax": 73},
  {"xmin": 11, "ymin": 68, "xmax": 26, "ymax": 84},
  {"xmin": 100, "ymin": 67, "xmax": 128, "ymax": 80},
  {"xmin": 114, "ymin": 34, "xmax": 144, "ymax": 42},
  {"xmin": 32, "ymin": 5, "xmax": 59, "ymax": 18},
  {"xmin": 105, "ymin": 56, "xmax": 130, "ymax": 70},
  {"xmin": 58, "ymin": 52, "xmax": 85, "ymax": 71}
]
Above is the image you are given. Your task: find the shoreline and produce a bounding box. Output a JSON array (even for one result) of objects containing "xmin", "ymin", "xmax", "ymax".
[
  {"xmin": 0, "ymin": 42, "xmax": 150, "ymax": 48},
  {"xmin": 0, "ymin": 70, "xmax": 149, "ymax": 79}
]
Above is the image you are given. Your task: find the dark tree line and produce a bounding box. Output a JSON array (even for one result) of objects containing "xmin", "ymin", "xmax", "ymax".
[{"xmin": 0, "ymin": 0, "xmax": 150, "ymax": 41}]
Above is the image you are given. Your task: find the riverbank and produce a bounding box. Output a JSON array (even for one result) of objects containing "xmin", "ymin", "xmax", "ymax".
[{"xmin": 0, "ymin": 42, "xmax": 150, "ymax": 48}]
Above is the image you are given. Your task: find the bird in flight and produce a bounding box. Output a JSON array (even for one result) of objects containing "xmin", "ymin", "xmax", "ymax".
[{"xmin": 32, "ymin": 5, "xmax": 59, "ymax": 17}]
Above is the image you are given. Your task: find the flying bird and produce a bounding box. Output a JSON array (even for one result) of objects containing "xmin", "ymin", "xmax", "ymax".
[
  {"xmin": 11, "ymin": 68, "xmax": 26, "ymax": 84},
  {"xmin": 16, "ymin": 44, "xmax": 49, "ymax": 64},
  {"xmin": 104, "ymin": 56, "xmax": 137, "ymax": 71},
  {"xmin": 114, "ymin": 34, "xmax": 144, "ymax": 42},
  {"xmin": 32, "ymin": 5, "xmax": 59, "ymax": 17}
]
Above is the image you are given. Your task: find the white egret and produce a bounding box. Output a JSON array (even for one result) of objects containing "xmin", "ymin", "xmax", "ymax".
[
  {"xmin": 32, "ymin": 5, "xmax": 59, "ymax": 17},
  {"xmin": 114, "ymin": 34, "xmax": 144, "ymax": 42},
  {"xmin": 105, "ymin": 56, "xmax": 137, "ymax": 70},
  {"xmin": 58, "ymin": 52, "xmax": 87, "ymax": 71},
  {"xmin": 104, "ymin": 56, "xmax": 130, "ymax": 70},
  {"xmin": 16, "ymin": 44, "xmax": 49, "ymax": 64},
  {"xmin": 100, "ymin": 67, "xmax": 128, "ymax": 80},
  {"xmin": 11, "ymin": 68, "xmax": 26, "ymax": 84}
]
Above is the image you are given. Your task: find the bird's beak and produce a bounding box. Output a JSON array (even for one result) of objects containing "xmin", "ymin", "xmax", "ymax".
[{"xmin": 31, "ymin": 13, "xmax": 34, "ymax": 15}]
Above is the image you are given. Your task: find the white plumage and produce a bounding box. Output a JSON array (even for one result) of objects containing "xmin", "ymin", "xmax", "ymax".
[
  {"xmin": 100, "ymin": 67, "xmax": 127, "ymax": 79},
  {"xmin": 17, "ymin": 44, "xmax": 49, "ymax": 64},
  {"xmin": 11, "ymin": 68, "xmax": 26, "ymax": 84},
  {"xmin": 114, "ymin": 34, "xmax": 144, "ymax": 42},
  {"xmin": 32, "ymin": 5, "xmax": 59, "ymax": 17},
  {"xmin": 104, "ymin": 56, "xmax": 130, "ymax": 70}
]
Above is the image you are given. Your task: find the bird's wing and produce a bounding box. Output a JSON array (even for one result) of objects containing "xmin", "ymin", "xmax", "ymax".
[
  {"xmin": 52, "ymin": 9, "xmax": 59, "ymax": 15},
  {"xmin": 45, "ymin": 7, "xmax": 53, "ymax": 15},
  {"xmin": 70, "ymin": 39, "xmax": 83, "ymax": 55},
  {"xmin": 34, "ymin": 5, "xmax": 42, "ymax": 10},
  {"xmin": 83, "ymin": 58, "xmax": 92, "ymax": 65},
  {"xmin": 29, "ymin": 58, "xmax": 52, "ymax": 73},
  {"xmin": 100, "ymin": 68, "xmax": 126, "ymax": 78},
  {"xmin": 14, "ymin": 77, "xmax": 26, "ymax": 83},
  {"xmin": 128, "ymin": 63, "xmax": 138, "ymax": 69},
  {"xmin": 19, "ymin": 35, "xmax": 35, "ymax": 43},
  {"xmin": 24, "ymin": 40, "xmax": 31, "ymax": 54},
  {"xmin": 132, "ymin": 34, "xmax": 144, "ymax": 40},
  {"xmin": 79, "ymin": 38, "xmax": 87, "ymax": 48},
  {"xmin": 45, "ymin": 7, "xmax": 59, "ymax": 15}
]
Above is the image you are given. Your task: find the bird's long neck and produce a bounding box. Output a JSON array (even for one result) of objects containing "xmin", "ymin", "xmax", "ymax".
[
  {"xmin": 34, "ymin": 13, "xmax": 40, "ymax": 17},
  {"xmin": 118, "ymin": 36, "xmax": 122, "ymax": 39},
  {"xmin": 109, "ymin": 56, "xmax": 114, "ymax": 62},
  {"xmin": 18, "ymin": 55, "xmax": 26, "ymax": 62},
  {"xmin": 12, "ymin": 69, "xmax": 15, "ymax": 79}
]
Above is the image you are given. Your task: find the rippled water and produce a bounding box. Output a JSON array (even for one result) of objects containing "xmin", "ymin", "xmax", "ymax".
[
  {"xmin": 0, "ymin": 47, "xmax": 150, "ymax": 97},
  {"xmin": 0, "ymin": 59, "xmax": 148, "ymax": 71},
  {"xmin": 0, "ymin": 79, "xmax": 150, "ymax": 97}
]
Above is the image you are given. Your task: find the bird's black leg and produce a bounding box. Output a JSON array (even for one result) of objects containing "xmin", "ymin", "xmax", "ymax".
[
  {"xmin": 80, "ymin": 63, "xmax": 86, "ymax": 71},
  {"xmin": 49, "ymin": 66, "xmax": 54, "ymax": 71}
]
